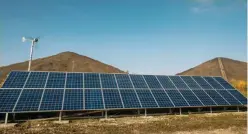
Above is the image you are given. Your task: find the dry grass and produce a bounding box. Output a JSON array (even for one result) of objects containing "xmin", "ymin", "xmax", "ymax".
[{"xmin": 0, "ymin": 112, "xmax": 246, "ymax": 134}]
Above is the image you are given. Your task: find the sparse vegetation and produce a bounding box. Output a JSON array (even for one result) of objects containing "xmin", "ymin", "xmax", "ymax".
[
  {"xmin": 231, "ymin": 79, "xmax": 247, "ymax": 96},
  {"xmin": 0, "ymin": 112, "xmax": 246, "ymax": 134}
]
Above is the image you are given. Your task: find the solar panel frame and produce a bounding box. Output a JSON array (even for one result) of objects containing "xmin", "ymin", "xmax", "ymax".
[
  {"xmin": 213, "ymin": 77, "xmax": 235, "ymax": 89},
  {"xmin": 143, "ymin": 75, "xmax": 162, "ymax": 89},
  {"xmin": 228, "ymin": 90, "xmax": 247, "ymax": 105},
  {"xmin": 66, "ymin": 73, "xmax": 84, "ymax": 88},
  {"xmin": 129, "ymin": 75, "xmax": 149, "ymax": 88},
  {"xmin": 169, "ymin": 76, "xmax": 190, "ymax": 90},
  {"xmin": 63, "ymin": 89, "xmax": 84, "ymax": 110},
  {"xmin": 135, "ymin": 89, "xmax": 159, "ymax": 108},
  {"xmin": 191, "ymin": 76, "xmax": 213, "ymax": 89},
  {"xmin": 215, "ymin": 90, "xmax": 242, "ymax": 105},
  {"xmin": 119, "ymin": 89, "xmax": 142, "ymax": 108},
  {"xmin": 203, "ymin": 77, "xmax": 224, "ymax": 89},
  {"xmin": 115, "ymin": 74, "xmax": 133, "ymax": 88},
  {"xmin": 100, "ymin": 74, "xmax": 118, "ymax": 88},
  {"xmin": 45, "ymin": 72, "xmax": 66, "ymax": 88},
  {"xmin": 0, "ymin": 89, "xmax": 22, "ymax": 113},
  {"xmin": 84, "ymin": 89, "xmax": 104, "ymax": 110},
  {"xmin": 84, "ymin": 73, "xmax": 101, "ymax": 88},
  {"xmin": 156, "ymin": 75, "xmax": 177, "ymax": 89},
  {"xmin": 2, "ymin": 71, "xmax": 30, "ymax": 88},
  {"xmin": 24, "ymin": 72, "xmax": 48, "ymax": 88},
  {"xmin": 39, "ymin": 89, "xmax": 64, "ymax": 111},
  {"xmin": 128, "ymin": 74, "xmax": 143, "ymax": 107},
  {"xmin": 113, "ymin": 74, "xmax": 125, "ymax": 108}
]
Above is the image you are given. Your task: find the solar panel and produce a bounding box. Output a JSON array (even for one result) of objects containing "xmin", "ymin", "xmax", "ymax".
[
  {"xmin": 14, "ymin": 89, "xmax": 44, "ymax": 112},
  {"xmin": 129, "ymin": 75, "xmax": 148, "ymax": 88},
  {"xmin": 0, "ymin": 71, "xmax": 246, "ymax": 114},
  {"xmin": 66, "ymin": 73, "xmax": 83, "ymax": 88},
  {"xmin": 228, "ymin": 90, "xmax": 247, "ymax": 105},
  {"xmin": 119, "ymin": 89, "xmax": 141, "ymax": 108},
  {"xmin": 165, "ymin": 90, "xmax": 189, "ymax": 107},
  {"xmin": 204, "ymin": 90, "xmax": 230, "ymax": 105},
  {"xmin": 0, "ymin": 89, "xmax": 21, "ymax": 112},
  {"xmin": 39, "ymin": 89, "xmax": 64, "ymax": 111},
  {"xmin": 180, "ymin": 76, "xmax": 201, "ymax": 89},
  {"xmin": 151, "ymin": 89, "xmax": 174, "ymax": 107},
  {"xmin": 179, "ymin": 90, "xmax": 203, "ymax": 106},
  {"xmin": 169, "ymin": 76, "xmax": 190, "ymax": 90},
  {"xmin": 135, "ymin": 89, "xmax": 158, "ymax": 108},
  {"xmin": 203, "ymin": 77, "xmax": 224, "ymax": 89},
  {"xmin": 213, "ymin": 77, "xmax": 235, "ymax": 89},
  {"xmin": 192, "ymin": 76, "xmax": 213, "ymax": 89},
  {"xmin": 25, "ymin": 72, "xmax": 48, "ymax": 88},
  {"xmin": 2, "ymin": 71, "xmax": 29, "ymax": 88},
  {"xmin": 143, "ymin": 75, "xmax": 162, "ymax": 89},
  {"xmin": 216, "ymin": 90, "xmax": 242, "ymax": 105},
  {"xmin": 156, "ymin": 76, "xmax": 176, "ymax": 89},
  {"xmin": 63, "ymin": 89, "xmax": 83, "ymax": 110},
  {"xmin": 100, "ymin": 74, "xmax": 117, "ymax": 88},
  {"xmin": 191, "ymin": 90, "xmax": 217, "ymax": 106},
  {"xmin": 103, "ymin": 89, "xmax": 123, "ymax": 109},
  {"xmin": 46, "ymin": 72, "xmax": 66, "ymax": 88},
  {"xmin": 84, "ymin": 89, "xmax": 104, "ymax": 110},
  {"xmin": 115, "ymin": 74, "xmax": 133, "ymax": 88},
  {"xmin": 84, "ymin": 73, "xmax": 101, "ymax": 88}
]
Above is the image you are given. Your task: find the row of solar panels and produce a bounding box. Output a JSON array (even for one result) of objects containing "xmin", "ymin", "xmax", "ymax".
[
  {"xmin": 2, "ymin": 71, "xmax": 235, "ymax": 90},
  {"xmin": 0, "ymin": 88, "xmax": 246, "ymax": 113}
]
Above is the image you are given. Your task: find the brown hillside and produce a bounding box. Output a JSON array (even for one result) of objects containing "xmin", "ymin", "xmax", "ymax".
[
  {"xmin": 177, "ymin": 57, "xmax": 247, "ymax": 82},
  {"xmin": 0, "ymin": 51, "xmax": 125, "ymax": 85}
]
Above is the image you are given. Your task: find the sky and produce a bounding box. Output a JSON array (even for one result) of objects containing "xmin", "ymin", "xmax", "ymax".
[{"xmin": 0, "ymin": 0, "xmax": 247, "ymax": 75}]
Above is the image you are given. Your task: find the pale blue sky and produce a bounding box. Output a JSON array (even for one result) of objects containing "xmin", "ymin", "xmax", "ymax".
[{"xmin": 0, "ymin": 0, "xmax": 246, "ymax": 75}]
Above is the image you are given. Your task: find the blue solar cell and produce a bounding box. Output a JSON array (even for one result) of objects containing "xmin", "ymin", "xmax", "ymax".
[
  {"xmin": 156, "ymin": 76, "xmax": 176, "ymax": 89},
  {"xmin": 169, "ymin": 76, "xmax": 189, "ymax": 90},
  {"xmin": 84, "ymin": 73, "xmax": 101, "ymax": 88},
  {"xmin": 228, "ymin": 90, "xmax": 247, "ymax": 105},
  {"xmin": 66, "ymin": 73, "xmax": 83, "ymax": 88},
  {"xmin": 39, "ymin": 89, "xmax": 64, "ymax": 111},
  {"xmin": 192, "ymin": 76, "xmax": 213, "ymax": 89},
  {"xmin": 143, "ymin": 75, "xmax": 162, "ymax": 89},
  {"xmin": 204, "ymin": 90, "xmax": 229, "ymax": 105},
  {"xmin": 115, "ymin": 74, "xmax": 133, "ymax": 88},
  {"xmin": 25, "ymin": 72, "xmax": 48, "ymax": 88},
  {"xmin": 103, "ymin": 89, "xmax": 123, "ymax": 109},
  {"xmin": 151, "ymin": 89, "xmax": 174, "ymax": 107},
  {"xmin": 2, "ymin": 71, "xmax": 29, "ymax": 88},
  {"xmin": 0, "ymin": 89, "xmax": 21, "ymax": 112},
  {"xmin": 135, "ymin": 89, "xmax": 158, "ymax": 108},
  {"xmin": 129, "ymin": 75, "xmax": 148, "ymax": 88},
  {"xmin": 46, "ymin": 73, "xmax": 66, "ymax": 88},
  {"xmin": 191, "ymin": 90, "xmax": 216, "ymax": 106},
  {"xmin": 14, "ymin": 89, "xmax": 44, "ymax": 112},
  {"xmin": 63, "ymin": 89, "xmax": 83, "ymax": 110},
  {"xmin": 179, "ymin": 90, "xmax": 203, "ymax": 106},
  {"xmin": 85, "ymin": 89, "xmax": 104, "ymax": 110},
  {"xmin": 165, "ymin": 90, "xmax": 189, "ymax": 107},
  {"xmin": 216, "ymin": 90, "xmax": 242, "ymax": 105},
  {"xmin": 203, "ymin": 77, "xmax": 224, "ymax": 89},
  {"xmin": 213, "ymin": 77, "xmax": 235, "ymax": 89},
  {"xmin": 100, "ymin": 74, "xmax": 117, "ymax": 88},
  {"xmin": 119, "ymin": 89, "xmax": 141, "ymax": 108},
  {"xmin": 180, "ymin": 76, "xmax": 201, "ymax": 89}
]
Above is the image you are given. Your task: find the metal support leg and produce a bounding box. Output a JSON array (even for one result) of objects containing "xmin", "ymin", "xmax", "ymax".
[
  {"xmin": 137, "ymin": 109, "xmax": 140, "ymax": 115},
  {"xmin": 5, "ymin": 113, "xmax": 8, "ymax": 125},
  {"xmin": 144, "ymin": 109, "xmax": 147, "ymax": 117},
  {"xmin": 105, "ymin": 110, "xmax": 108, "ymax": 119},
  {"xmin": 210, "ymin": 107, "xmax": 212, "ymax": 113},
  {"xmin": 102, "ymin": 111, "xmax": 104, "ymax": 117},
  {"xmin": 237, "ymin": 106, "xmax": 239, "ymax": 112},
  {"xmin": 169, "ymin": 108, "xmax": 172, "ymax": 114},
  {"xmin": 12, "ymin": 113, "xmax": 16, "ymax": 121},
  {"xmin": 179, "ymin": 108, "xmax": 182, "ymax": 115},
  {"xmin": 59, "ymin": 111, "xmax": 62, "ymax": 122}
]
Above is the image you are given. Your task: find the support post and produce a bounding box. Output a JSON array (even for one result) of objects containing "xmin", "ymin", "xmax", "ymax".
[
  {"xmin": 59, "ymin": 111, "xmax": 62, "ymax": 122},
  {"xmin": 137, "ymin": 109, "xmax": 140, "ymax": 115},
  {"xmin": 224, "ymin": 107, "xmax": 227, "ymax": 111},
  {"xmin": 237, "ymin": 106, "xmax": 239, "ymax": 112},
  {"xmin": 144, "ymin": 109, "xmax": 147, "ymax": 117},
  {"xmin": 169, "ymin": 108, "xmax": 172, "ymax": 114},
  {"xmin": 102, "ymin": 111, "xmax": 104, "ymax": 117},
  {"xmin": 105, "ymin": 110, "xmax": 108, "ymax": 119},
  {"xmin": 12, "ymin": 113, "xmax": 16, "ymax": 121},
  {"xmin": 198, "ymin": 108, "xmax": 201, "ymax": 112},
  {"xmin": 179, "ymin": 108, "xmax": 182, "ymax": 115},
  {"xmin": 210, "ymin": 107, "xmax": 212, "ymax": 113},
  {"xmin": 5, "ymin": 113, "xmax": 8, "ymax": 125}
]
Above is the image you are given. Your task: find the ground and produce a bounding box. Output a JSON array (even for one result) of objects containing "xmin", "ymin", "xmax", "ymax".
[{"xmin": 0, "ymin": 112, "xmax": 246, "ymax": 134}]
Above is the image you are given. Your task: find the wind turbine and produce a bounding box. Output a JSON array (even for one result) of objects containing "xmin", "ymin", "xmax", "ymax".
[{"xmin": 22, "ymin": 36, "xmax": 40, "ymax": 71}]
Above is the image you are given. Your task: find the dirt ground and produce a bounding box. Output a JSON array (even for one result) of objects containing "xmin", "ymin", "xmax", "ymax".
[{"xmin": 0, "ymin": 112, "xmax": 246, "ymax": 134}]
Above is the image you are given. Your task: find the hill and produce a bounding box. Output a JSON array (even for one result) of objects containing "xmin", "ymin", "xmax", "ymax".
[
  {"xmin": 177, "ymin": 57, "xmax": 247, "ymax": 82},
  {"xmin": 0, "ymin": 51, "xmax": 125, "ymax": 85}
]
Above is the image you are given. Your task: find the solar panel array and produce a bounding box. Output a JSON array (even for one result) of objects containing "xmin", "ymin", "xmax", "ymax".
[{"xmin": 0, "ymin": 71, "xmax": 246, "ymax": 113}]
